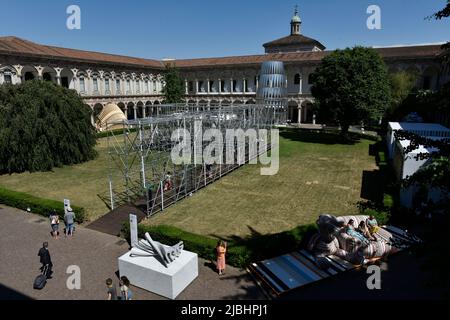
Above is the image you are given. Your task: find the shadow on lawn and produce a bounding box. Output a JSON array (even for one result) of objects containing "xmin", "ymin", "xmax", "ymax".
[{"xmin": 279, "ymin": 128, "xmax": 361, "ymax": 145}]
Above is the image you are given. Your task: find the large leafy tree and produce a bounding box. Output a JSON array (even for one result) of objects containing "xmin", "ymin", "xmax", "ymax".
[
  {"xmin": 310, "ymin": 46, "xmax": 392, "ymax": 135},
  {"xmin": 162, "ymin": 63, "xmax": 184, "ymax": 103},
  {"xmin": 0, "ymin": 80, "xmax": 97, "ymax": 174}
]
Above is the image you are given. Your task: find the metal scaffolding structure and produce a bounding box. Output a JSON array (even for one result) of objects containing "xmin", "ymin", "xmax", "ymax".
[{"xmin": 106, "ymin": 103, "xmax": 286, "ymax": 217}]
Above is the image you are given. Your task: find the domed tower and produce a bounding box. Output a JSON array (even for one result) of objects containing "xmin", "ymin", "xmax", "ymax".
[
  {"xmin": 290, "ymin": 5, "xmax": 301, "ymax": 35},
  {"xmin": 263, "ymin": 6, "xmax": 325, "ymax": 53}
]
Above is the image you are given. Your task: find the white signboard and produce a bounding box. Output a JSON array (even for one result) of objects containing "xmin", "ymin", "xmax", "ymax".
[{"xmin": 130, "ymin": 214, "xmax": 138, "ymax": 247}]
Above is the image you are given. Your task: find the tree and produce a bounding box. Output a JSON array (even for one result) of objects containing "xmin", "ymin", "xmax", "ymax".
[
  {"xmin": 430, "ymin": 0, "xmax": 450, "ymax": 63},
  {"xmin": 389, "ymin": 71, "xmax": 418, "ymax": 107},
  {"xmin": 0, "ymin": 80, "xmax": 97, "ymax": 174},
  {"xmin": 162, "ymin": 63, "xmax": 184, "ymax": 103},
  {"xmin": 310, "ymin": 47, "xmax": 392, "ymax": 135}
]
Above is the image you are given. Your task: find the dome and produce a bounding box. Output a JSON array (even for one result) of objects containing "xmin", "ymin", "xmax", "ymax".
[{"xmin": 291, "ymin": 15, "xmax": 301, "ymax": 23}]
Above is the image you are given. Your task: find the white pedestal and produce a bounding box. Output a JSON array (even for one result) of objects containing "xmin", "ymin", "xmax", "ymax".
[{"xmin": 118, "ymin": 249, "xmax": 198, "ymax": 300}]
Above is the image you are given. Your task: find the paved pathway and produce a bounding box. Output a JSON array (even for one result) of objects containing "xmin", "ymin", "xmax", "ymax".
[{"xmin": 0, "ymin": 205, "xmax": 265, "ymax": 300}]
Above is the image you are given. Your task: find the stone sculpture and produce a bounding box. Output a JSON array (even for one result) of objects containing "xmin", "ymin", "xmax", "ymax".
[{"xmin": 130, "ymin": 232, "xmax": 184, "ymax": 268}]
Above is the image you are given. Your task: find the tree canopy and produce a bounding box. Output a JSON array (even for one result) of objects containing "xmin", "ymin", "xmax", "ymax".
[
  {"xmin": 162, "ymin": 63, "xmax": 184, "ymax": 104},
  {"xmin": 310, "ymin": 46, "xmax": 392, "ymax": 134},
  {"xmin": 0, "ymin": 80, "xmax": 97, "ymax": 174}
]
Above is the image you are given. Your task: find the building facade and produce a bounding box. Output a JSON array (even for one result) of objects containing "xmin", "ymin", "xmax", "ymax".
[{"xmin": 0, "ymin": 9, "xmax": 448, "ymax": 127}]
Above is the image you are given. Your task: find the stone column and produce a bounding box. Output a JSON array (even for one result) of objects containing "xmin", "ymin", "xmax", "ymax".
[
  {"xmin": 185, "ymin": 79, "xmax": 188, "ymax": 94},
  {"xmin": 230, "ymin": 78, "xmax": 234, "ymax": 94},
  {"xmin": 133, "ymin": 105, "xmax": 138, "ymax": 119},
  {"xmin": 195, "ymin": 79, "xmax": 199, "ymax": 93},
  {"xmin": 207, "ymin": 79, "xmax": 210, "ymax": 93},
  {"xmin": 243, "ymin": 78, "xmax": 246, "ymax": 93},
  {"xmin": 298, "ymin": 73, "xmax": 303, "ymax": 94},
  {"xmin": 218, "ymin": 79, "xmax": 222, "ymax": 93},
  {"xmin": 313, "ymin": 114, "xmax": 316, "ymax": 125},
  {"xmin": 142, "ymin": 105, "xmax": 146, "ymax": 118},
  {"xmin": 298, "ymin": 106, "xmax": 302, "ymax": 124}
]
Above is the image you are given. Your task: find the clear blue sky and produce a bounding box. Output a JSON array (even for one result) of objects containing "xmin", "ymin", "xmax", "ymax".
[{"xmin": 0, "ymin": 0, "xmax": 448, "ymax": 60}]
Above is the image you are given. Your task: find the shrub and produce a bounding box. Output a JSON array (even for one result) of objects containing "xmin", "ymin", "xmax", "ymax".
[
  {"xmin": 0, "ymin": 81, "xmax": 97, "ymax": 174},
  {"xmin": 122, "ymin": 223, "xmax": 317, "ymax": 268},
  {"xmin": 96, "ymin": 127, "xmax": 137, "ymax": 139},
  {"xmin": 0, "ymin": 186, "xmax": 85, "ymax": 223}
]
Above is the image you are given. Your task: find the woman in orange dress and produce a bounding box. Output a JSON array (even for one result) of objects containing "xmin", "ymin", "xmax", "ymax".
[{"xmin": 216, "ymin": 241, "xmax": 227, "ymax": 275}]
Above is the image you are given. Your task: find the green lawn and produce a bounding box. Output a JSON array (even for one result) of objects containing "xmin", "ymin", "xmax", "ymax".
[
  {"xmin": 0, "ymin": 138, "xmax": 112, "ymax": 222},
  {"xmin": 145, "ymin": 130, "xmax": 380, "ymax": 238},
  {"xmin": 0, "ymin": 130, "xmax": 380, "ymax": 236}
]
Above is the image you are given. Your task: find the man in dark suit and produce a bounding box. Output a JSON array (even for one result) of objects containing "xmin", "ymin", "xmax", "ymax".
[{"xmin": 38, "ymin": 242, "xmax": 53, "ymax": 278}]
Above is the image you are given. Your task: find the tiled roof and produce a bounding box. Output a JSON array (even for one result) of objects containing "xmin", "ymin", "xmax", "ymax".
[
  {"xmin": 0, "ymin": 36, "xmax": 164, "ymax": 69},
  {"xmin": 263, "ymin": 34, "xmax": 326, "ymax": 50},
  {"xmin": 0, "ymin": 36, "xmax": 445, "ymax": 70},
  {"xmin": 172, "ymin": 51, "xmax": 328, "ymax": 68}
]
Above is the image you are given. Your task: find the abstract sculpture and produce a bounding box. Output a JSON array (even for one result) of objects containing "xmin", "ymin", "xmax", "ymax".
[
  {"xmin": 256, "ymin": 60, "xmax": 288, "ymax": 125},
  {"xmin": 130, "ymin": 232, "xmax": 184, "ymax": 268}
]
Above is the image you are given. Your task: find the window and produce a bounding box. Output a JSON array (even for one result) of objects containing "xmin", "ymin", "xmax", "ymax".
[
  {"xmin": 188, "ymin": 81, "xmax": 194, "ymax": 92},
  {"xmin": 209, "ymin": 80, "xmax": 214, "ymax": 92},
  {"xmin": 126, "ymin": 80, "xmax": 131, "ymax": 92},
  {"xmin": 198, "ymin": 81, "xmax": 204, "ymax": 92},
  {"xmin": 423, "ymin": 76, "xmax": 431, "ymax": 90},
  {"xmin": 308, "ymin": 74, "xmax": 313, "ymax": 85},
  {"xmin": 105, "ymin": 79, "xmax": 110, "ymax": 93},
  {"xmin": 294, "ymin": 74, "xmax": 301, "ymax": 85},
  {"xmin": 93, "ymin": 78, "xmax": 99, "ymax": 92},
  {"xmin": 220, "ymin": 80, "xmax": 225, "ymax": 92},
  {"xmin": 136, "ymin": 80, "xmax": 140, "ymax": 93},
  {"xmin": 4, "ymin": 74, "xmax": 12, "ymax": 84},
  {"xmin": 116, "ymin": 79, "xmax": 121, "ymax": 93},
  {"xmin": 243, "ymin": 79, "xmax": 248, "ymax": 92},
  {"xmin": 61, "ymin": 77, "xmax": 69, "ymax": 88},
  {"xmin": 153, "ymin": 81, "xmax": 157, "ymax": 92},
  {"xmin": 232, "ymin": 80, "xmax": 237, "ymax": 92},
  {"xmin": 145, "ymin": 80, "xmax": 149, "ymax": 93},
  {"xmin": 79, "ymin": 78, "xmax": 86, "ymax": 92}
]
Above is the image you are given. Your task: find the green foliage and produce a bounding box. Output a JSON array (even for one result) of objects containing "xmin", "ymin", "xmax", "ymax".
[
  {"xmin": 162, "ymin": 63, "xmax": 184, "ymax": 104},
  {"xmin": 0, "ymin": 186, "xmax": 85, "ymax": 223},
  {"xmin": 96, "ymin": 127, "xmax": 137, "ymax": 139},
  {"xmin": 122, "ymin": 223, "xmax": 317, "ymax": 268},
  {"xmin": 389, "ymin": 71, "xmax": 418, "ymax": 107},
  {"xmin": 431, "ymin": 0, "xmax": 450, "ymax": 20},
  {"xmin": 387, "ymin": 82, "xmax": 450, "ymax": 122},
  {"xmin": 0, "ymin": 80, "xmax": 97, "ymax": 174},
  {"xmin": 310, "ymin": 46, "xmax": 392, "ymax": 134}
]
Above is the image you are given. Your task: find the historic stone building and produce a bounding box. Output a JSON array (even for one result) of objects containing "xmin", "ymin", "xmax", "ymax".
[{"xmin": 0, "ymin": 8, "xmax": 448, "ymax": 127}]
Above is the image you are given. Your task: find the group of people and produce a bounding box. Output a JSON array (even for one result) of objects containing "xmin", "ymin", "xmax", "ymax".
[
  {"xmin": 49, "ymin": 208, "xmax": 76, "ymax": 239},
  {"xmin": 106, "ymin": 276, "xmax": 133, "ymax": 300},
  {"xmin": 345, "ymin": 215, "xmax": 380, "ymax": 245}
]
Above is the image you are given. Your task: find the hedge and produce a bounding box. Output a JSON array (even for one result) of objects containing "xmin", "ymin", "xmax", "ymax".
[
  {"xmin": 122, "ymin": 222, "xmax": 317, "ymax": 268},
  {"xmin": 96, "ymin": 127, "xmax": 137, "ymax": 139},
  {"xmin": 0, "ymin": 186, "xmax": 85, "ymax": 223}
]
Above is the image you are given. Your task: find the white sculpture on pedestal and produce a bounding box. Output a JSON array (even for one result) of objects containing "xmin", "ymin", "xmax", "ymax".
[{"xmin": 130, "ymin": 233, "xmax": 184, "ymax": 268}]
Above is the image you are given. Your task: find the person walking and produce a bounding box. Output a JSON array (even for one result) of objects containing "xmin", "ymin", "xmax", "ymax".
[
  {"xmin": 64, "ymin": 207, "xmax": 76, "ymax": 237},
  {"xmin": 216, "ymin": 240, "xmax": 227, "ymax": 276},
  {"xmin": 106, "ymin": 278, "xmax": 118, "ymax": 300},
  {"xmin": 37, "ymin": 242, "xmax": 53, "ymax": 278},
  {"xmin": 119, "ymin": 276, "xmax": 133, "ymax": 300},
  {"xmin": 49, "ymin": 210, "xmax": 60, "ymax": 239}
]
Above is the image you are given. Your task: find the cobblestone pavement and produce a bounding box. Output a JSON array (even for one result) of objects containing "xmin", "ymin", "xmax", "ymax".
[{"xmin": 0, "ymin": 206, "xmax": 265, "ymax": 300}]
